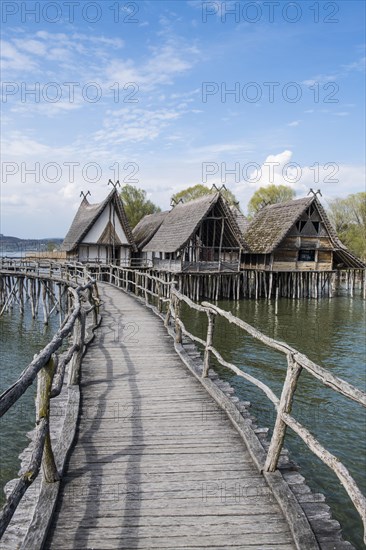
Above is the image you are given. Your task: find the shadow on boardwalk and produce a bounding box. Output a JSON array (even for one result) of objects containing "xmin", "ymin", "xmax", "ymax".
[{"xmin": 45, "ymin": 283, "xmax": 296, "ymax": 549}]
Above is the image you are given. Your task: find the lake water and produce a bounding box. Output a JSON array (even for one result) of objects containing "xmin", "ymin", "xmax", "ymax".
[
  {"xmin": 1, "ymin": 293, "xmax": 365, "ymax": 548},
  {"xmin": 181, "ymin": 293, "xmax": 366, "ymax": 549},
  {"xmin": 0, "ymin": 305, "xmax": 59, "ymax": 505}
]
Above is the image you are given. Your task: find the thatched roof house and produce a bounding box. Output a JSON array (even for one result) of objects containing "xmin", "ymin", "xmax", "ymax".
[
  {"xmin": 133, "ymin": 211, "xmax": 168, "ymax": 249},
  {"xmin": 62, "ymin": 189, "xmax": 136, "ymax": 263},
  {"xmin": 242, "ymin": 195, "xmax": 364, "ymax": 271},
  {"xmin": 230, "ymin": 204, "xmax": 250, "ymax": 234},
  {"xmin": 138, "ymin": 193, "xmax": 246, "ymax": 272}
]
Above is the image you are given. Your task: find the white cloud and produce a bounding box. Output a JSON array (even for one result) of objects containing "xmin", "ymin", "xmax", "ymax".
[
  {"xmin": 1, "ymin": 133, "xmax": 73, "ymax": 158},
  {"xmin": 13, "ymin": 39, "xmax": 47, "ymax": 56},
  {"xmin": 104, "ymin": 44, "xmax": 197, "ymax": 91},
  {"xmin": 302, "ymin": 75, "xmax": 337, "ymax": 86},
  {"xmin": 342, "ymin": 56, "xmax": 366, "ymax": 73},
  {"xmin": 302, "ymin": 56, "xmax": 365, "ymax": 87},
  {"xmin": 288, "ymin": 120, "xmax": 301, "ymax": 127},
  {"xmin": 237, "ymin": 151, "xmax": 365, "ymax": 203},
  {"xmin": 0, "ymin": 39, "xmax": 37, "ymax": 72},
  {"xmin": 191, "ymin": 141, "xmax": 253, "ymax": 157},
  {"xmin": 93, "ymin": 108, "xmax": 183, "ymax": 144}
]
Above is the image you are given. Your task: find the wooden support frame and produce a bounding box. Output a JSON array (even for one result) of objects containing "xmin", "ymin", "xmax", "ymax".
[
  {"xmin": 0, "ymin": 263, "xmax": 100, "ymax": 537},
  {"xmin": 0, "ymin": 260, "xmax": 365, "ymax": 545}
]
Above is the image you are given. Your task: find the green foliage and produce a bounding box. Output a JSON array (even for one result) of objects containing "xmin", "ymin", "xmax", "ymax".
[
  {"xmin": 247, "ymin": 185, "xmax": 296, "ymax": 217},
  {"xmin": 120, "ymin": 184, "xmax": 161, "ymax": 229},
  {"xmin": 327, "ymin": 192, "xmax": 366, "ymax": 260},
  {"xmin": 47, "ymin": 241, "xmax": 57, "ymax": 251},
  {"xmin": 171, "ymin": 184, "xmax": 238, "ymax": 206}
]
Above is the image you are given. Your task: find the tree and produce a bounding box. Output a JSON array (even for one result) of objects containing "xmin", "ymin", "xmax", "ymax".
[
  {"xmin": 120, "ymin": 184, "xmax": 161, "ymax": 229},
  {"xmin": 327, "ymin": 192, "xmax": 366, "ymax": 260},
  {"xmin": 47, "ymin": 241, "xmax": 57, "ymax": 252},
  {"xmin": 247, "ymin": 185, "xmax": 296, "ymax": 217},
  {"xmin": 171, "ymin": 184, "xmax": 238, "ymax": 206}
]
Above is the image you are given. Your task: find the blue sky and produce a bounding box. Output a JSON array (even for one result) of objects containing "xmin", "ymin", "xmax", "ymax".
[{"xmin": 1, "ymin": 0, "xmax": 365, "ymax": 238}]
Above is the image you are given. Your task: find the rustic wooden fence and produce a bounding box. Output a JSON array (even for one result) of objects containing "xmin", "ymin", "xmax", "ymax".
[
  {"xmin": 96, "ymin": 264, "xmax": 366, "ymax": 544},
  {"xmin": 0, "ymin": 262, "xmax": 100, "ymax": 537},
  {"xmin": 1, "ymin": 261, "xmax": 365, "ymax": 543}
]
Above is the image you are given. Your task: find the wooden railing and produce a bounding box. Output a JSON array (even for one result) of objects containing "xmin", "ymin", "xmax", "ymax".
[
  {"xmin": 96, "ymin": 265, "xmax": 366, "ymax": 543},
  {"xmin": 0, "ymin": 258, "xmax": 88, "ymax": 284},
  {"xmin": 0, "ymin": 263, "xmax": 100, "ymax": 536},
  {"xmin": 168, "ymin": 288, "xmax": 366, "ymax": 543},
  {"xmin": 1, "ymin": 262, "xmax": 365, "ymax": 542}
]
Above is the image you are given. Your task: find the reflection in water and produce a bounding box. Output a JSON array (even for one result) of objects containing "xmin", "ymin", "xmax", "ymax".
[
  {"xmin": 1, "ymin": 295, "xmax": 365, "ymax": 547},
  {"xmin": 182, "ymin": 295, "xmax": 366, "ymax": 549},
  {"xmin": 0, "ymin": 306, "xmax": 59, "ymax": 505}
]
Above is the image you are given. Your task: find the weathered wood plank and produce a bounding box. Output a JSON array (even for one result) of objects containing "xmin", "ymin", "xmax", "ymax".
[{"xmin": 45, "ymin": 283, "xmax": 299, "ymax": 550}]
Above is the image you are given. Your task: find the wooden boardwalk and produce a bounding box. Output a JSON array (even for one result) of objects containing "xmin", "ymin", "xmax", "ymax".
[{"xmin": 45, "ymin": 282, "xmax": 296, "ymax": 549}]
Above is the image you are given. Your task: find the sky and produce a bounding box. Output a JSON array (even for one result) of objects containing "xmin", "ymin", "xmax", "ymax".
[{"xmin": 1, "ymin": 0, "xmax": 365, "ymax": 238}]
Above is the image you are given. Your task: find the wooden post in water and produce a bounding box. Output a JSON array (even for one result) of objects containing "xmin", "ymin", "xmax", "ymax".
[
  {"xmin": 36, "ymin": 356, "xmax": 59, "ymax": 482},
  {"xmin": 42, "ymin": 281, "xmax": 49, "ymax": 324},
  {"xmin": 264, "ymin": 354, "xmax": 302, "ymax": 472},
  {"xmin": 203, "ymin": 310, "xmax": 215, "ymax": 378},
  {"xmin": 18, "ymin": 277, "xmax": 24, "ymax": 315}
]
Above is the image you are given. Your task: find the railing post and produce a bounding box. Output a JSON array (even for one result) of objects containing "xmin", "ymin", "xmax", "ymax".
[
  {"xmin": 157, "ymin": 282, "xmax": 162, "ymax": 312},
  {"xmin": 144, "ymin": 274, "xmax": 149, "ymax": 305},
  {"xmin": 174, "ymin": 295, "xmax": 182, "ymax": 344},
  {"xmin": 203, "ymin": 310, "xmax": 215, "ymax": 377},
  {"xmin": 88, "ymin": 287, "xmax": 98, "ymax": 327},
  {"xmin": 264, "ymin": 354, "xmax": 302, "ymax": 472},
  {"xmin": 164, "ymin": 284, "xmax": 174, "ymax": 327},
  {"xmin": 135, "ymin": 273, "xmax": 139, "ymax": 296},
  {"xmin": 68, "ymin": 310, "xmax": 86, "ymax": 385},
  {"xmin": 36, "ymin": 356, "xmax": 59, "ymax": 482}
]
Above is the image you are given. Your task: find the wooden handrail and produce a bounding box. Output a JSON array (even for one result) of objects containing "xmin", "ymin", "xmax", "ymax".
[
  {"xmin": 105, "ymin": 266, "xmax": 365, "ymax": 540},
  {"xmin": 170, "ymin": 282, "xmax": 366, "ymax": 542},
  {"xmin": 0, "ymin": 266, "xmax": 100, "ymax": 537},
  {"xmin": 1, "ymin": 262, "xmax": 365, "ymax": 543}
]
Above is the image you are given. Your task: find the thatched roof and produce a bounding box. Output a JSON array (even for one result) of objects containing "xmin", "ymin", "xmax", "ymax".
[
  {"xmin": 244, "ymin": 195, "xmax": 365, "ymax": 268},
  {"xmin": 315, "ymin": 197, "xmax": 365, "ymax": 268},
  {"xmin": 143, "ymin": 193, "xmax": 247, "ymax": 253},
  {"xmin": 62, "ymin": 189, "xmax": 136, "ymax": 252},
  {"xmin": 133, "ymin": 211, "xmax": 168, "ymax": 249},
  {"xmin": 244, "ymin": 197, "xmax": 312, "ymax": 253},
  {"xmin": 230, "ymin": 205, "xmax": 250, "ymax": 234}
]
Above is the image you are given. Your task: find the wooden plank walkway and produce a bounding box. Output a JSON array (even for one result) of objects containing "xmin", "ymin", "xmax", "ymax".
[{"xmin": 45, "ymin": 283, "xmax": 296, "ymax": 549}]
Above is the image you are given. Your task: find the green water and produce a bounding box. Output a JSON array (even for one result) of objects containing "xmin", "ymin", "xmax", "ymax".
[
  {"xmin": 0, "ymin": 306, "xmax": 59, "ymax": 505},
  {"xmin": 182, "ymin": 295, "xmax": 366, "ymax": 549},
  {"xmin": 1, "ymin": 294, "xmax": 365, "ymax": 548}
]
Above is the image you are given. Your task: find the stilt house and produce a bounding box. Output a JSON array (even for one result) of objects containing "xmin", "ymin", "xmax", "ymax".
[
  {"xmin": 242, "ymin": 195, "xmax": 364, "ymax": 271},
  {"xmin": 62, "ymin": 189, "xmax": 136, "ymax": 263},
  {"xmin": 132, "ymin": 211, "xmax": 168, "ymax": 266},
  {"xmin": 135, "ymin": 193, "xmax": 246, "ymax": 272}
]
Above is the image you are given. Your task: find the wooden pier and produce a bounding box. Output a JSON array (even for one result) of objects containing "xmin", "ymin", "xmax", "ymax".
[
  {"xmin": 0, "ymin": 260, "xmax": 365, "ymax": 549},
  {"xmin": 44, "ymin": 283, "xmax": 297, "ymax": 549}
]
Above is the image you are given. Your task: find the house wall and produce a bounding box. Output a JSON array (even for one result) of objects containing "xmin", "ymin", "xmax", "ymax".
[
  {"xmin": 280, "ymin": 236, "xmax": 333, "ymax": 249},
  {"xmin": 77, "ymin": 244, "xmax": 130, "ymax": 263},
  {"xmin": 241, "ymin": 254, "xmax": 270, "ymax": 270},
  {"xmin": 241, "ymin": 248, "xmax": 333, "ymax": 272},
  {"xmin": 82, "ymin": 205, "xmax": 129, "ymax": 245},
  {"xmin": 272, "ymin": 236, "xmax": 333, "ymax": 271},
  {"xmin": 152, "ymin": 258, "xmax": 182, "ymax": 272}
]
